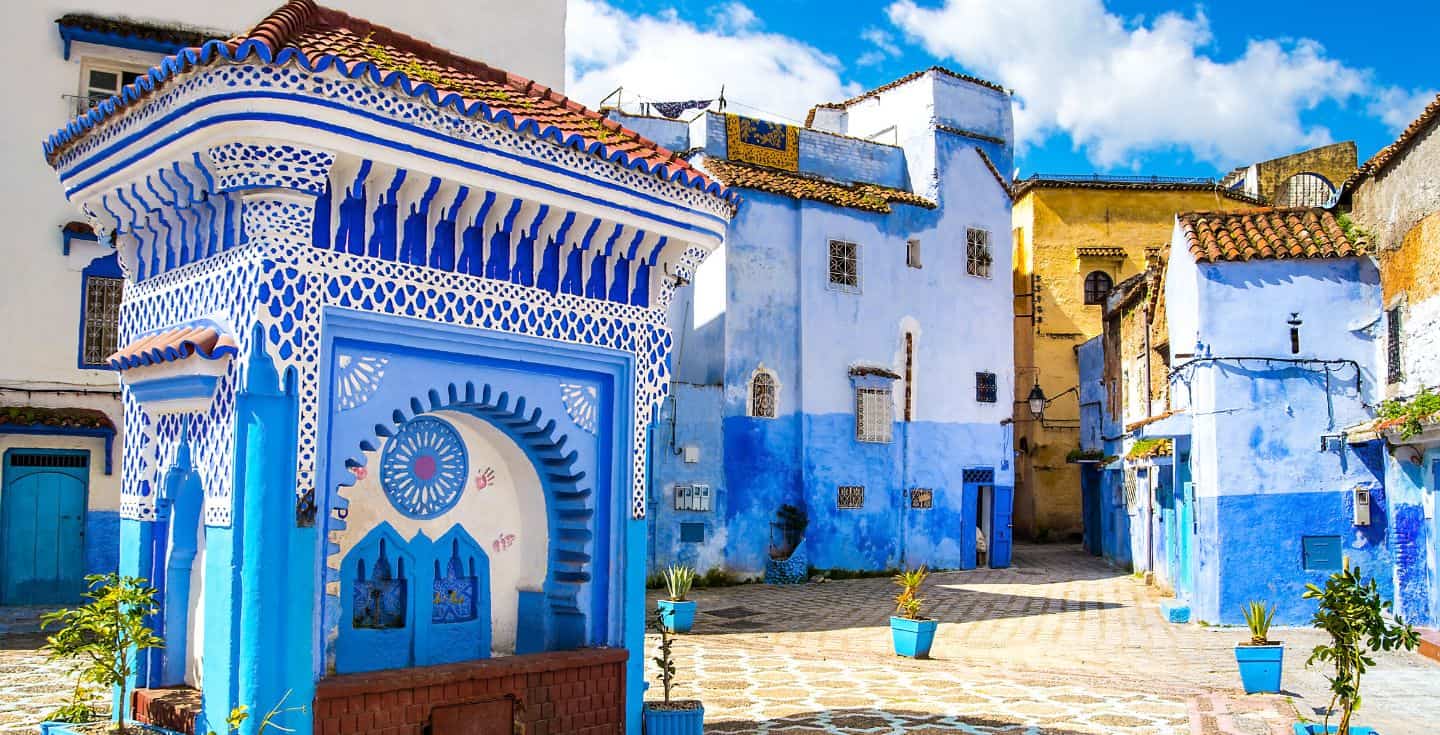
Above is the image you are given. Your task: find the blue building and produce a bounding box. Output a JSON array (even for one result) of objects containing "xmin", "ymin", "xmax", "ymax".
[
  {"xmin": 616, "ymin": 68, "xmax": 1018, "ymax": 577},
  {"xmin": 1125, "ymin": 208, "xmax": 1391, "ymax": 625},
  {"xmin": 40, "ymin": 1, "xmax": 732, "ymax": 732}
]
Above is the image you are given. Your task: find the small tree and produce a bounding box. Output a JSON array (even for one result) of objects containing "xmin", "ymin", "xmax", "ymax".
[
  {"xmin": 651, "ymin": 609, "xmax": 677, "ymax": 703},
  {"xmin": 42, "ymin": 574, "xmax": 163, "ymax": 734},
  {"xmin": 1302, "ymin": 561, "xmax": 1419, "ymax": 734}
]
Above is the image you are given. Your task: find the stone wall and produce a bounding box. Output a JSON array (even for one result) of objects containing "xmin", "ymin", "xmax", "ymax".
[{"xmin": 1253, "ymin": 141, "xmax": 1356, "ymax": 203}]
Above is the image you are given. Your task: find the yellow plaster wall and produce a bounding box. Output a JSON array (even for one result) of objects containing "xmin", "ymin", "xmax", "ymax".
[
  {"xmin": 1378, "ymin": 209, "xmax": 1440, "ymax": 304},
  {"xmin": 1010, "ymin": 186, "xmax": 1258, "ymax": 539}
]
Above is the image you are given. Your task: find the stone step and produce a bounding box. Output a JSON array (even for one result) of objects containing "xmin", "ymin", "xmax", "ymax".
[{"xmin": 1420, "ymin": 628, "xmax": 1440, "ymax": 664}]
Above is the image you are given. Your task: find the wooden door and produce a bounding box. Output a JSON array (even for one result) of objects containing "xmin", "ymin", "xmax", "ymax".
[{"xmin": 1, "ymin": 451, "xmax": 89, "ymax": 604}]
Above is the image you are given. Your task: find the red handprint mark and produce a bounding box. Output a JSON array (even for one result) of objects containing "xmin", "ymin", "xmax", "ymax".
[
  {"xmin": 474, "ymin": 467, "xmax": 496, "ymax": 492},
  {"xmin": 491, "ymin": 533, "xmax": 516, "ymax": 553},
  {"xmin": 352, "ymin": 466, "xmax": 368, "ymax": 480}
]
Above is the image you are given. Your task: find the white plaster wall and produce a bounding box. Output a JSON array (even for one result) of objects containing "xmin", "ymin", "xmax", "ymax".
[
  {"xmin": 1397, "ymin": 294, "xmax": 1440, "ymax": 396},
  {"xmin": 329, "ymin": 411, "xmax": 549, "ymax": 655}
]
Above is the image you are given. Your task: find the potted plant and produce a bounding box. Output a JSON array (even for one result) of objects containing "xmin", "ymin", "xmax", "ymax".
[
  {"xmin": 39, "ymin": 574, "xmax": 164, "ymax": 735},
  {"xmin": 890, "ymin": 566, "xmax": 938, "ymax": 658},
  {"xmin": 643, "ymin": 610, "xmax": 703, "ymax": 735},
  {"xmin": 656, "ymin": 564, "xmax": 697, "ymax": 633},
  {"xmin": 1235, "ymin": 600, "xmax": 1283, "ymax": 694},
  {"xmin": 1295, "ymin": 561, "xmax": 1420, "ymax": 735}
]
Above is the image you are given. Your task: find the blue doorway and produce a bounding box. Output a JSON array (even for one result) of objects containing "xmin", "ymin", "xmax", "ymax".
[{"xmin": 1, "ymin": 450, "xmax": 90, "ymax": 605}]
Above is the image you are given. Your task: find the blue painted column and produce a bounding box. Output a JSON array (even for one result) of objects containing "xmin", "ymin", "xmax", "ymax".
[
  {"xmin": 160, "ymin": 430, "xmax": 203, "ymax": 687},
  {"xmin": 117, "ymin": 513, "xmax": 155, "ymax": 723}
]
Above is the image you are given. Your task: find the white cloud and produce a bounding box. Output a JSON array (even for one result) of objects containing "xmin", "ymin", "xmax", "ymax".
[
  {"xmin": 857, "ymin": 27, "xmax": 901, "ymax": 67},
  {"xmin": 887, "ymin": 0, "xmax": 1380, "ymax": 168},
  {"xmin": 566, "ymin": 0, "xmax": 859, "ymax": 125},
  {"xmin": 1369, "ymin": 86, "xmax": 1439, "ymax": 134}
]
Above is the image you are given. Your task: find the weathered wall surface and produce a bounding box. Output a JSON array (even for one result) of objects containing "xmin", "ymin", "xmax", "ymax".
[{"xmin": 1253, "ymin": 141, "xmax": 1356, "ymax": 203}]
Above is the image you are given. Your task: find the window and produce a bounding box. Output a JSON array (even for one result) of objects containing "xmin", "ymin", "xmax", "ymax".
[
  {"xmin": 79, "ymin": 64, "xmax": 146, "ymax": 113},
  {"xmin": 837, "ymin": 485, "xmax": 865, "ymax": 509},
  {"xmin": 1387, "ymin": 306, "xmax": 1403, "ymax": 384},
  {"xmin": 855, "ymin": 387, "xmax": 893, "ymax": 443},
  {"xmin": 679, "ymin": 523, "xmax": 706, "ymax": 543},
  {"xmin": 975, "ymin": 372, "xmax": 997, "ymax": 403},
  {"xmin": 1083, "ymin": 271, "xmax": 1113, "ymax": 305},
  {"xmin": 1275, "ymin": 172, "xmax": 1336, "ymax": 208},
  {"xmin": 828, "ymin": 239, "xmax": 859, "ymax": 292},
  {"xmin": 749, "ymin": 371, "xmax": 777, "ymax": 418},
  {"xmin": 673, "ymin": 484, "xmax": 711, "ymax": 512},
  {"xmin": 81, "ymin": 273, "xmax": 123, "ymax": 368},
  {"xmin": 906, "ymin": 238, "xmax": 922, "ymax": 269},
  {"xmin": 966, "ymin": 228, "xmax": 991, "ymax": 278},
  {"xmin": 903, "ymin": 333, "xmax": 915, "ymax": 422},
  {"xmin": 910, "ymin": 488, "xmax": 933, "ymax": 509}
]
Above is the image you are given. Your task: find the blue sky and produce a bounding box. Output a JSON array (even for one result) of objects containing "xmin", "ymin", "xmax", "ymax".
[{"xmin": 567, "ymin": 0, "xmax": 1436, "ymax": 179}]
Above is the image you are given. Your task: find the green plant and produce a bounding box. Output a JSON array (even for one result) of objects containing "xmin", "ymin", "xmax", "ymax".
[
  {"xmin": 1377, "ymin": 388, "xmax": 1440, "ymax": 440},
  {"xmin": 1065, "ymin": 448, "xmax": 1107, "ymax": 463},
  {"xmin": 206, "ymin": 690, "xmax": 309, "ymax": 734},
  {"xmin": 42, "ymin": 574, "xmax": 163, "ymax": 733},
  {"xmin": 44, "ymin": 680, "xmax": 102, "ymax": 724},
  {"xmin": 1335, "ymin": 212, "xmax": 1373, "ymax": 244},
  {"xmin": 1303, "ymin": 561, "xmax": 1420, "ymax": 734},
  {"xmin": 651, "ymin": 609, "xmax": 677, "ymax": 703},
  {"xmin": 1241, "ymin": 600, "xmax": 1276, "ymax": 645},
  {"xmin": 663, "ymin": 564, "xmax": 696, "ymax": 601},
  {"xmin": 892, "ymin": 566, "xmax": 930, "ymax": 620}
]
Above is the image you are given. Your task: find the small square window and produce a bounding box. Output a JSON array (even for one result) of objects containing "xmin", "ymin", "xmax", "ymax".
[
  {"xmin": 838, "ymin": 485, "xmax": 865, "ymax": 509},
  {"xmin": 966, "ymin": 228, "xmax": 992, "ymax": 278},
  {"xmin": 906, "ymin": 238, "xmax": 922, "ymax": 269},
  {"xmin": 828, "ymin": 240, "xmax": 859, "ymax": 293},
  {"xmin": 680, "ymin": 522, "xmax": 706, "ymax": 543},
  {"xmin": 910, "ymin": 488, "xmax": 933, "ymax": 509},
  {"xmin": 855, "ymin": 387, "xmax": 893, "ymax": 443},
  {"xmin": 975, "ymin": 372, "xmax": 997, "ymax": 403}
]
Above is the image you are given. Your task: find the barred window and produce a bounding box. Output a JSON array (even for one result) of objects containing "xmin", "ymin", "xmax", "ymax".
[
  {"xmin": 966, "ymin": 228, "xmax": 991, "ymax": 278},
  {"xmin": 975, "ymin": 372, "xmax": 997, "ymax": 403},
  {"xmin": 828, "ymin": 240, "xmax": 859, "ymax": 292},
  {"xmin": 910, "ymin": 488, "xmax": 933, "ymax": 509},
  {"xmin": 673, "ymin": 484, "xmax": 712, "ymax": 512},
  {"xmin": 855, "ymin": 387, "xmax": 893, "ymax": 443},
  {"xmin": 1084, "ymin": 271, "xmax": 1113, "ymax": 305},
  {"xmin": 906, "ymin": 238, "xmax": 922, "ymax": 269},
  {"xmin": 838, "ymin": 485, "xmax": 865, "ymax": 509},
  {"xmin": 1387, "ymin": 306, "xmax": 1403, "ymax": 384},
  {"xmin": 81, "ymin": 275, "xmax": 123, "ymax": 367},
  {"xmin": 750, "ymin": 372, "xmax": 777, "ymax": 418}
]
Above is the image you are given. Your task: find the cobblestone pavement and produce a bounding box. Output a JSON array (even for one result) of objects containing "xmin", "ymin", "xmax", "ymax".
[
  {"xmin": 0, "ymin": 607, "xmax": 101, "ymax": 733},
  {"xmin": 647, "ymin": 544, "xmax": 1440, "ymax": 735}
]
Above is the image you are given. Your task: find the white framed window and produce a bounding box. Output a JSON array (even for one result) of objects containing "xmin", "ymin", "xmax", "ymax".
[
  {"xmin": 747, "ymin": 366, "xmax": 779, "ymax": 418},
  {"xmin": 674, "ymin": 484, "xmax": 711, "ymax": 512},
  {"xmin": 78, "ymin": 60, "xmax": 147, "ymax": 113},
  {"xmin": 81, "ymin": 274, "xmax": 123, "ymax": 368},
  {"xmin": 906, "ymin": 238, "xmax": 922, "ymax": 269},
  {"xmin": 855, "ymin": 386, "xmax": 893, "ymax": 443},
  {"xmin": 966, "ymin": 227, "xmax": 992, "ymax": 278},
  {"xmin": 837, "ymin": 485, "xmax": 865, "ymax": 509},
  {"xmin": 828, "ymin": 239, "xmax": 860, "ymax": 293}
]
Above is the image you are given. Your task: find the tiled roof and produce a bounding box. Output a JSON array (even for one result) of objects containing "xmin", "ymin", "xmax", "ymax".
[
  {"xmin": 45, "ymin": 0, "xmax": 731, "ymax": 203},
  {"xmin": 1012, "ymin": 176, "xmax": 1265, "ymax": 205},
  {"xmin": 702, "ymin": 158, "xmax": 935, "ymax": 214},
  {"xmin": 803, "ymin": 67, "xmax": 1006, "ymax": 128},
  {"xmin": 0, "ymin": 406, "xmax": 116, "ymax": 432},
  {"xmin": 1126, "ymin": 438, "xmax": 1172, "ymax": 460},
  {"xmin": 108, "ymin": 326, "xmax": 238, "ymax": 371},
  {"xmin": 1076, "ymin": 246, "xmax": 1127, "ymax": 258},
  {"xmin": 1345, "ymin": 92, "xmax": 1440, "ymax": 190},
  {"xmin": 973, "ymin": 147, "xmax": 1012, "ymax": 201},
  {"xmin": 1177, "ymin": 208, "xmax": 1367, "ymax": 263},
  {"xmin": 56, "ymin": 13, "xmax": 223, "ymax": 50}
]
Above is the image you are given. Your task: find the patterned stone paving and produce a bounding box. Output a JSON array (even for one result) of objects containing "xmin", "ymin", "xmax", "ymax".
[{"xmin": 0, "ymin": 608, "xmax": 105, "ymax": 734}]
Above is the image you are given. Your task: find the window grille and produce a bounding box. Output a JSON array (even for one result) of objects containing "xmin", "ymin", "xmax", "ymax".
[
  {"xmin": 828, "ymin": 240, "xmax": 859, "ymax": 292},
  {"xmin": 750, "ymin": 372, "xmax": 776, "ymax": 418},
  {"xmin": 673, "ymin": 483, "xmax": 711, "ymax": 512},
  {"xmin": 962, "ymin": 468, "xmax": 995, "ymax": 484},
  {"xmin": 910, "ymin": 488, "xmax": 933, "ymax": 509},
  {"xmin": 82, "ymin": 275, "xmax": 123, "ymax": 367},
  {"xmin": 966, "ymin": 228, "xmax": 992, "ymax": 278},
  {"xmin": 9, "ymin": 453, "xmax": 88, "ymax": 468},
  {"xmin": 837, "ymin": 485, "xmax": 865, "ymax": 509},
  {"xmin": 906, "ymin": 238, "xmax": 922, "ymax": 269},
  {"xmin": 854, "ymin": 387, "xmax": 893, "ymax": 443},
  {"xmin": 903, "ymin": 333, "xmax": 914, "ymax": 422},
  {"xmin": 1387, "ymin": 306, "xmax": 1403, "ymax": 384},
  {"xmin": 1275, "ymin": 173, "xmax": 1335, "ymax": 208},
  {"xmin": 1083, "ymin": 271, "xmax": 1113, "ymax": 305},
  {"xmin": 975, "ymin": 372, "xmax": 997, "ymax": 403},
  {"xmin": 680, "ymin": 522, "xmax": 706, "ymax": 543}
]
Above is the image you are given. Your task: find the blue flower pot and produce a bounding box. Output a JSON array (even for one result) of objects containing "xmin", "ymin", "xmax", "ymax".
[
  {"xmin": 643, "ymin": 701, "xmax": 704, "ymax": 735},
  {"xmin": 1292, "ymin": 724, "xmax": 1377, "ymax": 734},
  {"xmin": 657, "ymin": 599, "xmax": 696, "ymax": 633},
  {"xmin": 1234, "ymin": 643, "xmax": 1283, "ymax": 694},
  {"xmin": 40, "ymin": 722, "xmax": 184, "ymax": 735},
  {"xmin": 890, "ymin": 616, "xmax": 938, "ymax": 658}
]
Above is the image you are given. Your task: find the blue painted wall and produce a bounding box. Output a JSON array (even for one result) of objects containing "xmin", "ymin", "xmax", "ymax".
[{"xmin": 84, "ymin": 510, "xmax": 120, "ymax": 578}]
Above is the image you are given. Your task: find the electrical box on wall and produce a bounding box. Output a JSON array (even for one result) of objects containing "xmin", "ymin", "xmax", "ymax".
[
  {"xmin": 683, "ymin": 445, "xmax": 700, "ymax": 464},
  {"xmin": 1353, "ymin": 487, "xmax": 1371, "ymax": 526}
]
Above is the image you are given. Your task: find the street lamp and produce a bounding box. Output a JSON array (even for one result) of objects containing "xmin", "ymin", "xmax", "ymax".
[{"xmin": 1027, "ymin": 381, "xmax": 1046, "ymax": 420}]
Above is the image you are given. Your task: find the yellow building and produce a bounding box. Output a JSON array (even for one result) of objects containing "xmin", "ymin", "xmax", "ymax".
[{"xmin": 1010, "ymin": 179, "xmax": 1262, "ymax": 540}]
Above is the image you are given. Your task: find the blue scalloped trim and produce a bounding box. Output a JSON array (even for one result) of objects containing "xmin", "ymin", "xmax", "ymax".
[
  {"xmin": 108, "ymin": 320, "xmax": 239, "ymax": 371},
  {"xmin": 45, "ymin": 40, "xmax": 737, "ymax": 204}
]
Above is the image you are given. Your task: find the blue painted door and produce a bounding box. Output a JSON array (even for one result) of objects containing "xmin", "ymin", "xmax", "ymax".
[
  {"xmin": 989, "ymin": 485, "xmax": 1013, "ymax": 568},
  {"xmin": 1177, "ymin": 481, "xmax": 1194, "ymax": 598},
  {"xmin": 1080, "ymin": 467, "xmax": 1101, "ymax": 555},
  {"xmin": 1, "ymin": 451, "xmax": 89, "ymax": 605}
]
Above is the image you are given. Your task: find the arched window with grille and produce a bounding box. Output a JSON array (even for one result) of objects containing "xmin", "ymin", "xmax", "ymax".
[
  {"xmin": 748, "ymin": 368, "xmax": 778, "ymax": 419},
  {"xmin": 1274, "ymin": 172, "xmax": 1336, "ymax": 207},
  {"xmin": 1084, "ymin": 271, "xmax": 1113, "ymax": 305}
]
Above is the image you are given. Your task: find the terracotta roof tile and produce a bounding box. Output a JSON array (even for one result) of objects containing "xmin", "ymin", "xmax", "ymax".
[
  {"xmin": 108, "ymin": 325, "xmax": 238, "ymax": 371},
  {"xmin": 56, "ymin": 13, "xmax": 224, "ymax": 49},
  {"xmin": 702, "ymin": 158, "xmax": 934, "ymax": 214},
  {"xmin": 1177, "ymin": 208, "xmax": 1367, "ymax": 264},
  {"xmin": 973, "ymin": 147, "xmax": 1012, "ymax": 201},
  {"xmin": 1012, "ymin": 177, "xmax": 1264, "ymax": 205},
  {"xmin": 0, "ymin": 406, "xmax": 116, "ymax": 432},
  {"xmin": 45, "ymin": 0, "xmax": 730, "ymax": 203},
  {"xmin": 1345, "ymin": 92, "xmax": 1440, "ymax": 190}
]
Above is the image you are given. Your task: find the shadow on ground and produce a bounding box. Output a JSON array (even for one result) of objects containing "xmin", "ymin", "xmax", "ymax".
[{"xmin": 703, "ymin": 707, "xmax": 1107, "ymax": 734}]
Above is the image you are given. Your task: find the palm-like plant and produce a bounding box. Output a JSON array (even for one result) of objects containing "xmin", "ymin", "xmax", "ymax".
[
  {"xmin": 892, "ymin": 566, "xmax": 930, "ymax": 620},
  {"xmin": 1241, "ymin": 600, "xmax": 1276, "ymax": 645},
  {"xmin": 663, "ymin": 565, "xmax": 696, "ymax": 602}
]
